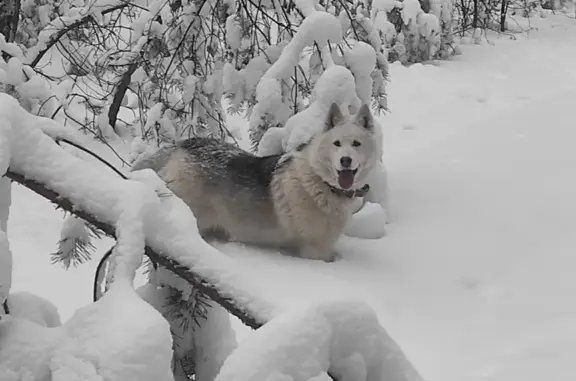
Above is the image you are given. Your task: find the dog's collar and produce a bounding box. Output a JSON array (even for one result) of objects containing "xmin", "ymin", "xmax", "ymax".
[{"xmin": 326, "ymin": 183, "xmax": 370, "ymax": 198}]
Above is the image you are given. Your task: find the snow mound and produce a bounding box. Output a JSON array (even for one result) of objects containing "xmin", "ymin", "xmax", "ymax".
[
  {"xmin": 343, "ymin": 202, "xmax": 388, "ymax": 239},
  {"xmin": 215, "ymin": 300, "xmax": 424, "ymax": 381},
  {"xmin": 0, "ymin": 285, "xmax": 174, "ymax": 381},
  {"xmin": 6, "ymin": 291, "xmax": 61, "ymax": 328}
]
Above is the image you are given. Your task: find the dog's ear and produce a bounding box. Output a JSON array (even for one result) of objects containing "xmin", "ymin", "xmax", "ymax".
[
  {"xmin": 325, "ymin": 102, "xmax": 344, "ymax": 131},
  {"xmin": 355, "ymin": 104, "xmax": 374, "ymax": 130}
]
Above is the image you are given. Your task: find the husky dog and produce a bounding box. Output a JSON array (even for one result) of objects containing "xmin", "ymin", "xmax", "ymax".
[{"xmin": 131, "ymin": 103, "xmax": 379, "ymax": 261}]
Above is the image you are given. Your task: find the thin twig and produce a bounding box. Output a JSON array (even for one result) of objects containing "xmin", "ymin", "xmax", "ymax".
[
  {"xmin": 30, "ymin": 3, "xmax": 128, "ymax": 68},
  {"xmin": 58, "ymin": 138, "xmax": 129, "ymax": 180}
]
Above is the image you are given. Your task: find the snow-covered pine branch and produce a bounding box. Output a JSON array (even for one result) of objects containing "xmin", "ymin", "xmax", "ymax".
[{"xmin": 51, "ymin": 215, "xmax": 103, "ymax": 269}]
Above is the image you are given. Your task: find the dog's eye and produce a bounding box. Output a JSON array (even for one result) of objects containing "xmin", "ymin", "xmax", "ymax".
[
  {"xmin": 333, "ymin": 140, "xmax": 341, "ymax": 147},
  {"xmin": 352, "ymin": 140, "xmax": 361, "ymax": 147}
]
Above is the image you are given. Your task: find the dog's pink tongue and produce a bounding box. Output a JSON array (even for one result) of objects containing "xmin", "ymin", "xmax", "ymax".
[{"xmin": 338, "ymin": 170, "xmax": 355, "ymax": 189}]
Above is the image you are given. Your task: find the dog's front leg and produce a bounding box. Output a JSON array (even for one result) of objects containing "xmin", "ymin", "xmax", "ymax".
[{"xmin": 299, "ymin": 241, "xmax": 337, "ymax": 262}]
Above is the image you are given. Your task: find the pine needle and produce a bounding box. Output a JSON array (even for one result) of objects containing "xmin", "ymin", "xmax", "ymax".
[{"xmin": 51, "ymin": 216, "xmax": 103, "ymax": 269}]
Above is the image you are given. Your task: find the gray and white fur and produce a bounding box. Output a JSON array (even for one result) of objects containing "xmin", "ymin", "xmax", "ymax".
[{"xmin": 131, "ymin": 103, "xmax": 379, "ymax": 261}]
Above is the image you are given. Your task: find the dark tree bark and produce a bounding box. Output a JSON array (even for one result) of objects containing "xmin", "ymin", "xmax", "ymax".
[
  {"xmin": 0, "ymin": 0, "xmax": 21, "ymax": 61},
  {"xmin": 108, "ymin": 63, "xmax": 139, "ymax": 133},
  {"xmin": 460, "ymin": 0, "xmax": 468, "ymax": 35},
  {"xmin": 419, "ymin": 0, "xmax": 431, "ymax": 13},
  {"xmin": 472, "ymin": 0, "xmax": 479, "ymax": 29},
  {"xmin": 500, "ymin": 0, "xmax": 509, "ymax": 32},
  {"xmin": 0, "ymin": 0, "xmax": 20, "ymax": 42}
]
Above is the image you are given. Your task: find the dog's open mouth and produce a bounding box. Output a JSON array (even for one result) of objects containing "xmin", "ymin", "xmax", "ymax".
[{"xmin": 337, "ymin": 168, "xmax": 358, "ymax": 189}]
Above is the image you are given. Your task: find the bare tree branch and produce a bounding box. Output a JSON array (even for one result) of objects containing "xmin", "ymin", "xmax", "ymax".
[
  {"xmin": 30, "ymin": 3, "xmax": 128, "ymax": 68},
  {"xmin": 108, "ymin": 62, "xmax": 139, "ymax": 131}
]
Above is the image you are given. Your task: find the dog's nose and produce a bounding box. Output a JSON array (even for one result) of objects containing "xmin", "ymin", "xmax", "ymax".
[{"xmin": 340, "ymin": 156, "xmax": 352, "ymax": 168}]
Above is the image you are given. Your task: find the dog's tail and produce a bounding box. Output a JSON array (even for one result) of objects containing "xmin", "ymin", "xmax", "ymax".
[{"xmin": 131, "ymin": 145, "xmax": 176, "ymax": 173}]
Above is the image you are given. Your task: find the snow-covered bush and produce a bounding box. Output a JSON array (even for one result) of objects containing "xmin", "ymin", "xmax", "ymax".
[
  {"xmin": 1, "ymin": 0, "xmax": 394, "ymax": 151},
  {"xmin": 453, "ymin": 0, "xmax": 508, "ymax": 37},
  {"xmin": 14, "ymin": 0, "xmax": 61, "ymax": 49},
  {"xmin": 450, "ymin": 0, "xmax": 570, "ymax": 38},
  {"xmin": 371, "ymin": 0, "xmax": 457, "ymax": 64}
]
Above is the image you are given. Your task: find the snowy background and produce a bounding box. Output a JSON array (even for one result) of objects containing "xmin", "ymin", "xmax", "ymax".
[{"xmin": 2, "ymin": 2, "xmax": 576, "ymax": 381}]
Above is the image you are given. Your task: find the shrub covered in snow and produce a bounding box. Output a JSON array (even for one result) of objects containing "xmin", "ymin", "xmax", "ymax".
[
  {"xmin": 0, "ymin": 0, "xmax": 393, "ymax": 154},
  {"xmin": 370, "ymin": 0, "xmax": 457, "ymax": 64}
]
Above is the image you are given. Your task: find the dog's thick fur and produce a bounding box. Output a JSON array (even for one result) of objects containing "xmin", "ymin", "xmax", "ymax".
[{"xmin": 132, "ymin": 103, "xmax": 379, "ymax": 261}]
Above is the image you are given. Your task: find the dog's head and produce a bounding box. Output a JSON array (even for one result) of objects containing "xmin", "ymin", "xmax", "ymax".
[{"xmin": 307, "ymin": 102, "xmax": 378, "ymax": 190}]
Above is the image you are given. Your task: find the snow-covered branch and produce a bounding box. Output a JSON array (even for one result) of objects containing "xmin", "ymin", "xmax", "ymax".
[
  {"xmin": 5, "ymin": 168, "xmax": 265, "ymax": 329},
  {"xmin": 1, "ymin": 92, "xmax": 270, "ymax": 329}
]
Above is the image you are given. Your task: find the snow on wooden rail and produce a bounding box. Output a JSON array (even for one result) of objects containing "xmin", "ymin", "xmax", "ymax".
[{"xmin": 0, "ymin": 93, "xmax": 424, "ymax": 381}]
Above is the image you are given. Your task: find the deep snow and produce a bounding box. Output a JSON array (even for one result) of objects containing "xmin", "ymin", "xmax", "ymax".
[{"xmin": 8, "ymin": 13, "xmax": 576, "ymax": 381}]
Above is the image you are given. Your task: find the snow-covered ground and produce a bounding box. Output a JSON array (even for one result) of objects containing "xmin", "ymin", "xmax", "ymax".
[{"xmin": 9, "ymin": 13, "xmax": 576, "ymax": 381}]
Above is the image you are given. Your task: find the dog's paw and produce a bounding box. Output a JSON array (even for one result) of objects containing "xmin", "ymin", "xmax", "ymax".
[
  {"xmin": 326, "ymin": 250, "xmax": 342, "ymax": 263},
  {"xmin": 300, "ymin": 244, "xmax": 334, "ymax": 262}
]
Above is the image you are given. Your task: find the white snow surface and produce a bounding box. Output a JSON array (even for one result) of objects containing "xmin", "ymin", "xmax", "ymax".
[
  {"xmin": 6, "ymin": 291, "xmax": 61, "ymax": 328},
  {"xmin": 215, "ymin": 300, "xmax": 423, "ymax": 381},
  {"xmin": 4, "ymin": 13, "xmax": 576, "ymax": 381},
  {"xmin": 0, "ymin": 285, "xmax": 174, "ymax": 381}
]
